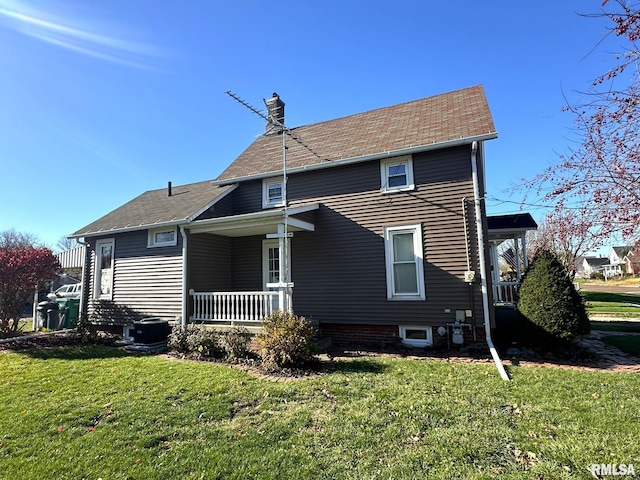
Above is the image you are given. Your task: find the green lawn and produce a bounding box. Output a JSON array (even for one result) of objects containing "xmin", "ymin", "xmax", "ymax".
[
  {"xmin": 582, "ymin": 291, "xmax": 640, "ymax": 318},
  {"xmin": 1, "ymin": 346, "xmax": 639, "ymax": 479}
]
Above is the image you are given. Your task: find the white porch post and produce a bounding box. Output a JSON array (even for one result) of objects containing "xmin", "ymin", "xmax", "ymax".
[
  {"xmin": 514, "ymin": 236, "xmax": 521, "ymax": 281},
  {"xmin": 521, "ymin": 233, "xmax": 529, "ymax": 270},
  {"xmin": 277, "ymin": 223, "xmax": 285, "ymax": 312}
]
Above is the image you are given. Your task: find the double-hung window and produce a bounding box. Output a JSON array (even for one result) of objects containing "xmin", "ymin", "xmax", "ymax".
[
  {"xmin": 262, "ymin": 178, "xmax": 284, "ymax": 208},
  {"xmin": 380, "ymin": 155, "xmax": 414, "ymax": 193},
  {"xmin": 384, "ymin": 224, "xmax": 425, "ymax": 300}
]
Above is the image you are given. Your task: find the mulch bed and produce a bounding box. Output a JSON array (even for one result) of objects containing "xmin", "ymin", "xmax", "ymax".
[{"xmin": 1, "ymin": 331, "xmax": 638, "ymax": 375}]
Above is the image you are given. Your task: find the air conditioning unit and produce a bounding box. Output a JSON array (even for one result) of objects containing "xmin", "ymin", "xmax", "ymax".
[{"xmin": 133, "ymin": 318, "xmax": 170, "ymax": 345}]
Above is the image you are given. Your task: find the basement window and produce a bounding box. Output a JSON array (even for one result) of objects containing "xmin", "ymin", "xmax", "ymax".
[{"xmin": 399, "ymin": 326, "xmax": 433, "ymax": 347}]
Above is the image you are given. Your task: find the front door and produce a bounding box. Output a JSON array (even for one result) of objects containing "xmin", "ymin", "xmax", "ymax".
[
  {"xmin": 263, "ymin": 240, "xmax": 280, "ymax": 311},
  {"xmin": 262, "ymin": 239, "xmax": 291, "ymax": 311}
]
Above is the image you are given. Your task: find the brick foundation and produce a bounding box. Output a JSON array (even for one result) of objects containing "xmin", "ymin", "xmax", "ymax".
[{"xmin": 320, "ymin": 322, "xmax": 489, "ymax": 350}]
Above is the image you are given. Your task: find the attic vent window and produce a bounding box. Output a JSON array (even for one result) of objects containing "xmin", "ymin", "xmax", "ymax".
[{"xmin": 380, "ymin": 156, "xmax": 415, "ymax": 193}]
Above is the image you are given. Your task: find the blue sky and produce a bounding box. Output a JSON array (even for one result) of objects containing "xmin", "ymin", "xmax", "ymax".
[{"xmin": 0, "ymin": 0, "xmax": 623, "ymax": 251}]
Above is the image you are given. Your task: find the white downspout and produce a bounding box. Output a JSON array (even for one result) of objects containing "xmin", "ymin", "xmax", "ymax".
[
  {"xmin": 75, "ymin": 237, "xmax": 89, "ymax": 322},
  {"xmin": 471, "ymin": 141, "xmax": 510, "ymax": 381},
  {"xmin": 180, "ymin": 227, "xmax": 188, "ymax": 328}
]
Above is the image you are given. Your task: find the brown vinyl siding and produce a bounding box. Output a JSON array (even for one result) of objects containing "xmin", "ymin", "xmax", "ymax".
[
  {"xmin": 87, "ymin": 231, "xmax": 183, "ymax": 324},
  {"xmin": 283, "ymin": 144, "xmax": 486, "ymax": 328},
  {"xmin": 188, "ymin": 233, "xmax": 231, "ymax": 292},
  {"xmin": 231, "ymin": 180, "xmax": 263, "ymax": 214}
]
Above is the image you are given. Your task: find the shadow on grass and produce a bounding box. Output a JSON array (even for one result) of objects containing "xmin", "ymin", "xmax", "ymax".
[
  {"xmin": 332, "ymin": 357, "xmax": 390, "ymax": 374},
  {"xmin": 19, "ymin": 345, "xmax": 130, "ymax": 361}
]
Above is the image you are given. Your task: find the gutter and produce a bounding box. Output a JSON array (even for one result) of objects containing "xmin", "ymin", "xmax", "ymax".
[
  {"xmin": 470, "ymin": 141, "xmax": 510, "ymax": 381},
  {"xmin": 213, "ymin": 133, "xmax": 498, "ymax": 186},
  {"xmin": 68, "ymin": 219, "xmax": 187, "ymax": 240}
]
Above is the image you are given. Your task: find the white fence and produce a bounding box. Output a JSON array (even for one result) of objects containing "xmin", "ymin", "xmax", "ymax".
[
  {"xmin": 493, "ymin": 282, "xmax": 518, "ymax": 305},
  {"xmin": 189, "ymin": 290, "xmax": 282, "ymax": 325},
  {"xmin": 56, "ymin": 246, "xmax": 85, "ymax": 269}
]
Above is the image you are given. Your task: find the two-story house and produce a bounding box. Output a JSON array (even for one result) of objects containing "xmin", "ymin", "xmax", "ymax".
[{"xmin": 70, "ymin": 85, "xmax": 528, "ymax": 356}]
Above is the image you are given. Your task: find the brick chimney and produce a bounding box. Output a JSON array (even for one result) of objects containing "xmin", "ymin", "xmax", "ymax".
[{"xmin": 265, "ymin": 92, "xmax": 285, "ymax": 132}]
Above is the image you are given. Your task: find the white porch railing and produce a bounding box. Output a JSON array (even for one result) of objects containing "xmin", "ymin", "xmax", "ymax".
[
  {"xmin": 189, "ymin": 289, "xmax": 282, "ymax": 324},
  {"xmin": 493, "ymin": 282, "xmax": 518, "ymax": 305}
]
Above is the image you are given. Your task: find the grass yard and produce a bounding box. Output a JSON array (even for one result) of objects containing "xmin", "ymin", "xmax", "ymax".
[
  {"xmin": 1, "ymin": 347, "xmax": 639, "ymax": 479},
  {"xmin": 582, "ymin": 291, "xmax": 640, "ymax": 318}
]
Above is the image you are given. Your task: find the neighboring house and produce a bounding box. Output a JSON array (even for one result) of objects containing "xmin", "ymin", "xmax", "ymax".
[
  {"xmin": 70, "ymin": 85, "xmax": 533, "ymax": 348},
  {"xmin": 609, "ymin": 246, "xmax": 630, "ymax": 267},
  {"xmin": 577, "ymin": 257, "xmax": 609, "ymax": 278},
  {"xmin": 623, "ymin": 248, "xmax": 640, "ymax": 275}
]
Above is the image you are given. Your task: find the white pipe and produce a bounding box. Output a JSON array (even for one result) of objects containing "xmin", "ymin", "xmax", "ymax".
[
  {"xmin": 471, "ymin": 141, "xmax": 510, "ymax": 381},
  {"xmin": 180, "ymin": 227, "xmax": 188, "ymax": 329}
]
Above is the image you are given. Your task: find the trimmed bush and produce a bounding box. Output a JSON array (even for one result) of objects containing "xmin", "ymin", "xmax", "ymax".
[
  {"xmin": 168, "ymin": 324, "xmax": 190, "ymax": 353},
  {"xmin": 168, "ymin": 324, "xmax": 223, "ymax": 358},
  {"xmin": 257, "ymin": 311, "xmax": 316, "ymax": 369},
  {"xmin": 220, "ymin": 326, "xmax": 253, "ymax": 360},
  {"xmin": 517, "ymin": 249, "xmax": 590, "ymax": 344}
]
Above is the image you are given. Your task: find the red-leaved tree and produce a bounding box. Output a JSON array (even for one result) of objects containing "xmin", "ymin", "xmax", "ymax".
[
  {"xmin": 0, "ymin": 247, "xmax": 60, "ymax": 334},
  {"xmin": 526, "ymin": 206, "xmax": 602, "ymax": 277},
  {"xmin": 523, "ymin": 0, "xmax": 640, "ymax": 244}
]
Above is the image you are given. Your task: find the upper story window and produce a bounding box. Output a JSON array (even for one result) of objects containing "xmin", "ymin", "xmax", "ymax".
[
  {"xmin": 262, "ymin": 177, "xmax": 284, "ymax": 208},
  {"xmin": 380, "ymin": 156, "xmax": 414, "ymax": 193},
  {"xmin": 148, "ymin": 227, "xmax": 177, "ymax": 248}
]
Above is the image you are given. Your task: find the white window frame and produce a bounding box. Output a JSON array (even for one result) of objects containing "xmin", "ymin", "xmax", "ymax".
[
  {"xmin": 384, "ymin": 224, "xmax": 426, "ymax": 300},
  {"xmin": 380, "ymin": 155, "xmax": 414, "ymax": 193},
  {"xmin": 399, "ymin": 326, "xmax": 433, "ymax": 347},
  {"xmin": 94, "ymin": 238, "xmax": 115, "ymax": 300},
  {"xmin": 262, "ymin": 177, "xmax": 284, "ymax": 208},
  {"xmin": 147, "ymin": 227, "xmax": 177, "ymax": 248}
]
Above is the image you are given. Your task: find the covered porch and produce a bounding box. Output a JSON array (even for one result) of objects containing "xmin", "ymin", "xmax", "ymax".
[
  {"xmin": 184, "ymin": 203, "xmax": 319, "ymax": 326},
  {"xmin": 487, "ymin": 213, "xmax": 538, "ymax": 306}
]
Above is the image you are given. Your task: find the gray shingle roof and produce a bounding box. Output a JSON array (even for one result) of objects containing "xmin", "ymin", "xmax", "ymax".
[
  {"xmin": 216, "ymin": 85, "xmax": 496, "ymax": 182},
  {"xmin": 71, "ymin": 181, "xmax": 234, "ymax": 237}
]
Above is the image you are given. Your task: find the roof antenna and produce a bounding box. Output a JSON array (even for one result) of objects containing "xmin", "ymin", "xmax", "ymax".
[{"xmin": 226, "ymin": 90, "xmax": 302, "ymax": 311}]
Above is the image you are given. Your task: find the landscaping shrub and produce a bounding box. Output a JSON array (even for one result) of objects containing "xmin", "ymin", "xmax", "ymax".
[
  {"xmin": 185, "ymin": 325, "xmax": 222, "ymax": 358},
  {"xmin": 219, "ymin": 326, "xmax": 253, "ymax": 360},
  {"xmin": 167, "ymin": 324, "xmax": 190, "ymax": 353},
  {"xmin": 168, "ymin": 324, "xmax": 223, "ymax": 358},
  {"xmin": 257, "ymin": 310, "xmax": 316, "ymax": 369},
  {"xmin": 590, "ymin": 271, "xmax": 605, "ymax": 281},
  {"xmin": 517, "ymin": 249, "xmax": 590, "ymax": 345}
]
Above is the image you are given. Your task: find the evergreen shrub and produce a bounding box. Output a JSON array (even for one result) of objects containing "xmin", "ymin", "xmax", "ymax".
[{"xmin": 517, "ymin": 249, "xmax": 590, "ymax": 344}]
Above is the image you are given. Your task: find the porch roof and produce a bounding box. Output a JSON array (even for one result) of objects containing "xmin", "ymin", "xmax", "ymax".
[
  {"xmin": 488, "ymin": 213, "xmax": 537, "ymax": 242},
  {"xmin": 187, "ymin": 203, "xmax": 319, "ymax": 237}
]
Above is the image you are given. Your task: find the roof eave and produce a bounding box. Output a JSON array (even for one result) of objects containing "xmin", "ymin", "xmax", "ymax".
[
  {"xmin": 68, "ymin": 219, "xmax": 188, "ymax": 240},
  {"xmin": 212, "ymin": 132, "xmax": 498, "ymax": 186}
]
